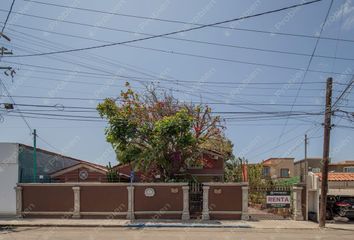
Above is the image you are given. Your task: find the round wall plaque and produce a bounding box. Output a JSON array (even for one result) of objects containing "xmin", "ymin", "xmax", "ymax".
[
  {"xmin": 144, "ymin": 188, "xmax": 155, "ymax": 197},
  {"xmin": 79, "ymin": 169, "xmax": 88, "ymax": 180}
]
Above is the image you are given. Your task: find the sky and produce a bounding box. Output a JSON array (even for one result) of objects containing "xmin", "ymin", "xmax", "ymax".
[{"xmin": 0, "ymin": 0, "xmax": 353, "ymax": 166}]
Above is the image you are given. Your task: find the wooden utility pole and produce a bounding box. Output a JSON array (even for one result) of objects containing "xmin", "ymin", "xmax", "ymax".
[
  {"xmin": 33, "ymin": 129, "xmax": 37, "ymax": 183},
  {"xmin": 304, "ymin": 134, "xmax": 308, "ymax": 182},
  {"xmin": 319, "ymin": 77, "xmax": 333, "ymax": 228}
]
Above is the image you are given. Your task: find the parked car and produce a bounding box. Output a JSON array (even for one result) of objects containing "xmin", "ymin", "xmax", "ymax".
[
  {"xmin": 326, "ymin": 196, "xmax": 354, "ymax": 220},
  {"xmin": 339, "ymin": 197, "xmax": 354, "ymax": 219}
]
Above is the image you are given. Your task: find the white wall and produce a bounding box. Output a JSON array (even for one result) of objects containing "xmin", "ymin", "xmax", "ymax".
[{"xmin": 0, "ymin": 143, "xmax": 19, "ymax": 216}]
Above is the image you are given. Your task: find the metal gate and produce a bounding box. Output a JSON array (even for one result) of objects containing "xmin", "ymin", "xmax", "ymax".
[
  {"xmin": 248, "ymin": 186, "xmax": 292, "ymax": 220},
  {"xmin": 189, "ymin": 181, "xmax": 203, "ymax": 218}
]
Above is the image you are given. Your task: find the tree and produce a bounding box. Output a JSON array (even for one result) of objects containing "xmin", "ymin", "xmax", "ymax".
[
  {"xmin": 97, "ymin": 83, "xmax": 231, "ymax": 181},
  {"xmin": 224, "ymin": 157, "xmax": 245, "ymax": 182}
]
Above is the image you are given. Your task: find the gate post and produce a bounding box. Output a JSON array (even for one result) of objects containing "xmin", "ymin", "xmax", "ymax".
[
  {"xmin": 72, "ymin": 186, "xmax": 81, "ymax": 219},
  {"xmin": 14, "ymin": 186, "xmax": 22, "ymax": 218},
  {"xmin": 241, "ymin": 185, "xmax": 249, "ymax": 220},
  {"xmin": 202, "ymin": 185, "xmax": 210, "ymax": 220},
  {"xmin": 292, "ymin": 186, "xmax": 304, "ymax": 221},
  {"xmin": 182, "ymin": 186, "xmax": 190, "ymax": 220},
  {"xmin": 126, "ymin": 186, "xmax": 135, "ymax": 220}
]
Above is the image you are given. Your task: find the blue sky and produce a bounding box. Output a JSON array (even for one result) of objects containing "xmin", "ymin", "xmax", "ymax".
[{"xmin": 0, "ymin": 0, "xmax": 353, "ymax": 166}]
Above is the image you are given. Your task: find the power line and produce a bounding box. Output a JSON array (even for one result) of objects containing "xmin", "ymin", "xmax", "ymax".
[
  {"xmin": 332, "ymin": 75, "xmax": 354, "ymax": 108},
  {"xmin": 0, "ymin": 79, "xmax": 32, "ymax": 132},
  {"xmin": 273, "ymin": 0, "xmax": 334, "ymax": 154},
  {"xmin": 5, "ymin": 35, "xmax": 354, "ymax": 77},
  {"xmin": 1, "ymin": 0, "xmax": 16, "ymax": 32},
  {"xmin": 5, "ymin": 2, "xmax": 354, "ymax": 44},
  {"xmin": 5, "ymin": 20, "xmax": 354, "ymax": 62},
  {"xmin": 2, "ymin": 0, "xmax": 325, "ymax": 58},
  {"xmin": 5, "ymin": 102, "xmax": 351, "ymax": 109},
  {"xmin": 22, "ymin": 0, "xmax": 353, "ymax": 44}
]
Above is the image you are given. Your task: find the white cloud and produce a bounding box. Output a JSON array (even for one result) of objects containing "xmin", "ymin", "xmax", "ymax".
[{"xmin": 337, "ymin": 0, "xmax": 354, "ymax": 31}]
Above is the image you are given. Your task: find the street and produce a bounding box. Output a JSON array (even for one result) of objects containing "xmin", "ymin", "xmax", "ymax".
[{"xmin": 1, "ymin": 227, "xmax": 354, "ymax": 240}]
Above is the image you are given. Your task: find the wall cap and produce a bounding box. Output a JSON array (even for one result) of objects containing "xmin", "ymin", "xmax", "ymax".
[
  {"xmin": 18, "ymin": 182, "xmax": 189, "ymax": 187},
  {"xmin": 131, "ymin": 183, "xmax": 188, "ymax": 186},
  {"xmin": 203, "ymin": 182, "xmax": 249, "ymax": 186}
]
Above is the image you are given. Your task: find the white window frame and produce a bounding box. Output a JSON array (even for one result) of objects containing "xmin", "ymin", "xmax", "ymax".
[{"xmin": 343, "ymin": 166, "xmax": 354, "ymax": 173}]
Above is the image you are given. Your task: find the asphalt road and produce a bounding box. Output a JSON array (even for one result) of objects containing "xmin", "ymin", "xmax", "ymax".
[{"xmin": 1, "ymin": 227, "xmax": 354, "ymax": 240}]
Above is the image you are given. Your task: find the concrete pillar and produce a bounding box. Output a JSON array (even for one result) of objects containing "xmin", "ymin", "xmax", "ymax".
[
  {"xmin": 126, "ymin": 186, "xmax": 135, "ymax": 220},
  {"xmin": 72, "ymin": 186, "xmax": 81, "ymax": 219},
  {"xmin": 182, "ymin": 186, "xmax": 190, "ymax": 220},
  {"xmin": 241, "ymin": 186, "xmax": 249, "ymax": 220},
  {"xmin": 14, "ymin": 186, "xmax": 22, "ymax": 218},
  {"xmin": 202, "ymin": 186, "xmax": 210, "ymax": 220},
  {"xmin": 316, "ymin": 189, "xmax": 320, "ymax": 222},
  {"xmin": 292, "ymin": 186, "xmax": 304, "ymax": 221}
]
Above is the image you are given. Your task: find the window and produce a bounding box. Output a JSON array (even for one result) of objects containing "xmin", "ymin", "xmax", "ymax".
[
  {"xmin": 311, "ymin": 168, "xmax": 321, "ymax": 173},
  {"xmin": 344, "ymin": 167, "xmax": 354, "ymax": 173},
  {"xmin": 187, "ymin": 159, "xmax": 203, "ymax": 169},
  {"xmin": 280, "ymin": 168, "xmax": 289, "ymax": 178},
  {"xmin": 262, "ymin": 167, "xmax": 270, "ymax": 177}
]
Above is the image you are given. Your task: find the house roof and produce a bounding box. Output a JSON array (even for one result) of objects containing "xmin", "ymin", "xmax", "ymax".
[
  {"xmin": 294, "ymin": 157, "xmax": 322, "ymax": 164},
  {"xmin": 329, "ymin": 160, "xmax": 354, "ymax": 166},
  {"xmin": 315, "ymin": 173, "xmax": 354, "ymax": 181},
  {"xmin": 19, "ymin": 143, "xmax": 106, "ymax": 170},
  {"xmin": 50, "ymin": 162, "xmax": 108, "ymax": 177},
  {"xmin": 263, "ymin": 157, "xmax": 294, "ymax": 165}
]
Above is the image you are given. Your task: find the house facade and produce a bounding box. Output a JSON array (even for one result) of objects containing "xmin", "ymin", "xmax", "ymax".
[
  {"xmin": 329, "ymin": 161, "xmax": 354, "ymax": 173},
  {"xmin": 261, "ymin": 157, "xmax": 294, "ymax": 179},
  {"xmin": 0, "ymin": 142, "xmax": 103, "ymax": 216},
  {"xmin": 294, "ymin": 158, "xmax": 322, "ymax": 183},
  {"xmin": 113, "ymin": 149, "xmax": 225, "ymax": 182}
]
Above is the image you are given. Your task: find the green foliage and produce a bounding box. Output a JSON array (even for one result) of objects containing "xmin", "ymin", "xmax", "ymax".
[
  {"xmin": 224, "ymin": 157, "xmax": 245, "ymax": 182},
  {"xmin": 273, "ymin": 176, "xmax": 300, "ymax": 186},
  {"xmin": 106, "ymin": 162, "xmax": 119, "ymax": 182}
]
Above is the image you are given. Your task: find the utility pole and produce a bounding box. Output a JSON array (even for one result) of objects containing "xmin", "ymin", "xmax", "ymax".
[
  {"xmin": 319, "ymin": 78, "xmax": 333, "ymax": 228},
  {"xmin": 304, "ymin": 134, "xmax": 308, "ymax": 182},
  {"xmin": 33, "ymin": 129, "xmax": 37, "ymax": 183}
]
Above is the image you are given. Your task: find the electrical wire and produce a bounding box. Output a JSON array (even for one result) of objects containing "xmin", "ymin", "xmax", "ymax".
[
  {"xmin": 3, "ymin": 0, "xmax": 326, "ymax": 58},
  {"xmin": 272, "ymin": 0, "xmax": 334, "ymax": 154},
  {"xmin": 1, "ymin": 0, "xmax": 16, "ymax": 32},
  {"xmin": 4, "ymin": 20, "xmax": 354, "ymax": 62}
]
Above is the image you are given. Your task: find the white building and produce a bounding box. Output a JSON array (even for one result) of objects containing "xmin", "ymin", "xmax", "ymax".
[{"xmin": 0, "ymin": 143, "xmax": 19, "ymax": 217}]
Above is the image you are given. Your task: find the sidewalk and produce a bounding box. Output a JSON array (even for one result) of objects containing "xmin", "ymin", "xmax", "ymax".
[{"xmin": 1, "ymin": 218, "xmax": 348, "ymax": 229}]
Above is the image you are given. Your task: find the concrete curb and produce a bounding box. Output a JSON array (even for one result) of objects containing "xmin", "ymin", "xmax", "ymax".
[
  {"xmin": 0, "ymin": 223, "xmax": 252, "ymax": 229},
  {"xmin": 126, "ymin": 223, "xmax": 252, "ymax": 228}
]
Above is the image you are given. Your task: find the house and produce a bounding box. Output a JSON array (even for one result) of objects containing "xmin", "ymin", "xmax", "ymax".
[
  {"xmin": 306, "ymin": 172, "xmax": 354, "ymax": 222},
  {"xmin": 329, "ymin": 160, "xmax": 354, "ymax": 173},
  {"xmin": 185, "ymin": 149, "xmax": 225, "ymax": 182},
  {"xmin": 312, "ymin": 172, "xmax": 354, "ymax": 197},
  {"xmin": 261, "ymin": 157, "xmax": 294, "ymax": 179},
  {"xmin": 0, "ymin": 142, "xmax": 99, "ymax": 216},
  {"xmin": 50, "ymin": 162, "xmax": 109, "ymax": 182},
  {"xmin": 113, "ymin": 149, "xmax": 225, "ymax": 182},
  {"xmin": 294, "ymin": 158, "xmax": 322, "ymax": 183}
]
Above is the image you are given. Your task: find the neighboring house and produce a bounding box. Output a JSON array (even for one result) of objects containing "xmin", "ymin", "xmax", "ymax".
[
  {"xmin": 306, "ymin": 172, "xmax": 354, "ymax": 222},
  {"xmin": 17, "ymin": 144, "xmax": 83, "ymax": 182},
  {"xmin": 313, "ymin": 172, "xmax": 354, "ymax": 196},
  {"xmin": 261, "ymin": 158, "xmax": 294, "ymax": 179},
  {"xmin": 329, "ymin": 161, "xmax": 354, "ymax": 173},
  {"xmin": 294, "ymin": 158, "xmax": 322, "ymax": 183},
  {"xmin": 0, "ymin": 143, "xmax": 19, "ymax": 216},
  {"xmin": 0, "ymin": 142, "xmax": 96, "ymax": 216}
]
